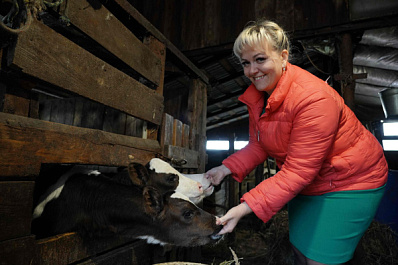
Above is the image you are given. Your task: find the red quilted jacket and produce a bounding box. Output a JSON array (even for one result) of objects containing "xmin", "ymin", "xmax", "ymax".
[{"xmin": 223, "ymin": 63, "xmax": 388, "ymax": 223}]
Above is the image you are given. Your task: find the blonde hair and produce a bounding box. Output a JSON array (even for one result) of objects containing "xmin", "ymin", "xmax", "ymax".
[{"xmin": 233, "ymin": 20, "xmax": 290, "ymax": 60}]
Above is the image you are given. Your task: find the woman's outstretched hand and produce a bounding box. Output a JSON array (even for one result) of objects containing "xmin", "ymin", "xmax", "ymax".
[
  {"xmin": 216, "ymin": 202, "xmax": 253, "ymax": 235},
  {"xmin": 205, "ymin": 164, "xmax": 231, "ymax": 186}
]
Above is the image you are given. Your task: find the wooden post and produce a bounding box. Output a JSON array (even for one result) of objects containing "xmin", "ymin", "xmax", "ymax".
[
  {"xmin": 187, "ymin": 79, "xmax": 207, "ymax": 173},
  {"xmin": 255, "ymin": 163, "xmax": 264, "ymax": 186},
  {"xmin": 228, "ymin": 133, "xmax": 236, "ymax": 208},
  {"xmin": 337, "ymin": 33, "xmax": 355, "ymax": 111},
  {"xmin": 227, "ymin": 133, "xmax": 236, "ymax": 243}
]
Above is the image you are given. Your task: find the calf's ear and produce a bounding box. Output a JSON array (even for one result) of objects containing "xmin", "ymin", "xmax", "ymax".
[
  {"xmin": 128, "ymin": 163, "xmax": 149, "ymax": 187},
  {"xmin": 143, "ymin": 186, "xmax": 164, "ymax": 218}
]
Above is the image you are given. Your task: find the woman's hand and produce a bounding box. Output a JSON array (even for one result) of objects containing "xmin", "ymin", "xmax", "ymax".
[
  {"xmin": 216, "ymin": 202, "xmax": 253, "ymax": 235},
  {"xmin": 205, "ymin": 164, "xmax": 231, "ymax": 186}
]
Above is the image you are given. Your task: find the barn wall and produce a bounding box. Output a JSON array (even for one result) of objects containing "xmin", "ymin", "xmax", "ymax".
[
  {"xmin": 130, "ymin": 0, "xmax": 257, "ymax": 51},
  {"xmin": 130, "ymin": 0, "xmax": 398, "ymax": 51}
]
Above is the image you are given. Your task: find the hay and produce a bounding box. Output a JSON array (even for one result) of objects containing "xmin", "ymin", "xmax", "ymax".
[
  {"xmin": 361, "ymin": 221, "xmax": 398, "ymax": 264},
  {"xmin": 201, "ymin": 210, "xmax": 398, "ymax": 265}
]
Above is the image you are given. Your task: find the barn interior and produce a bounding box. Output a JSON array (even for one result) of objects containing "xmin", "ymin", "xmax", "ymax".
[{"xmin": 1, "ymin": 0, "xmax": 398, "ymax": 264}]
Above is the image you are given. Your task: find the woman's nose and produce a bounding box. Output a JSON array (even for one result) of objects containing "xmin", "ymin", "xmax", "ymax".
[
  {"xmin": 244, "ymin": 64, "xmax": 257, "ymax": 77},
  {"xmin": 248, "ymin": 64, "xmax": 258, "ymax": 76}
]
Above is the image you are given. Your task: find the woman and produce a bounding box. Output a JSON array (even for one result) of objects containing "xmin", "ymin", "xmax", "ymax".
[{"xmin": 206, "ymin": 20, "xmax": 388, "ymax": 265}]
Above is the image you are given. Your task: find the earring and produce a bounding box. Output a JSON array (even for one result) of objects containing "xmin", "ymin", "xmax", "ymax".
[{"xmin": 282, "ymin": 66, "xmax": 286, "ymax": 72}]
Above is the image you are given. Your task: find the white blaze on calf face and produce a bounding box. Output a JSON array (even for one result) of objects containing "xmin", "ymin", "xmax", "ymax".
[
  {"xmin": 183, "ymin": 173, "xmax": 214, "ymax": 197},
  {"xmin": 149, "ymin": 158, "xmax": 204, "ymax": 204}
]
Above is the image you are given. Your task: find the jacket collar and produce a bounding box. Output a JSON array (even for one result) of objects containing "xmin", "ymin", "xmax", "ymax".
[{"xmin": 239, "ymin": 62, "xmax": 294, "ymax": 116}]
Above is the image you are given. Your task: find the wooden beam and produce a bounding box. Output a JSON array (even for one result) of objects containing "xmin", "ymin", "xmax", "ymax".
[
  {"xmin": 35, "ymin": 232, "xmax": 142, "ymax": 265},
  {"xmin": 66, "ymin": 0, "xmax": 162, "ymax": 87},
  {"xmin": 0, "ymin": 182, "xmax": 34, "ymax": 241},
  {"xmin": 207, "ymin": 102, "xmax": 246, "ymax": 118},
  {"xmin": 0, "ymin": 235, "xmax": 35, "ymax": 265},
  {"xmin": 112, "ymin": 0, "xmax": 209, "ymax": 84},
  {"xmin": 0, "ymin": 113, "xmax": 160, "ymax": 177},
  {"xmin": 206, "ymin": 113, "xmax": 249, "ymax": 131},
  {"xmin": 163, "ymin": 145, "xmax": 199, "ymax": 169},
  {"xmin": 207, "ymin": 88, "xmax": 245, "ymax": 107},
  {"xmin": 337, "ymin": 33, "xmax": 355, "ymax": 111},
  {"xmin": 8, "ymin": 19, "xmax": 164, "ymax": 125}
]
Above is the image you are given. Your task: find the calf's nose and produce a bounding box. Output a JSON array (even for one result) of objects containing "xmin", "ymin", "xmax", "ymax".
[{"xmin": 198, "ymin": 183, "xmax": 203, "ymax": 193}]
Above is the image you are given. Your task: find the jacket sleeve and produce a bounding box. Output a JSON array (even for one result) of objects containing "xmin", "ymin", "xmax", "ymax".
[
  {"xmin": 222, "ymin": 113, "xmax": 268, "ymax": 182},
  {"xmin": 242, "ymin": 90, "xmax": 341, "ymax": 223}
]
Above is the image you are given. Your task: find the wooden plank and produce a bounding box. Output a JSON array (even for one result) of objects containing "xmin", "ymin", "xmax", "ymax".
[
  {"xmin": 49, "ymin": 98, "xmax": 75, "ymax": 125},
  {"xmin": 80, "ymin": 100, "xmax": 105, "ymax": 130},
  {"xmin": 77, "ymin": 241, "xmax": 151, "ymax": 265},
  {"xmin": 125, "ymin": 115, "xmax": 144, "ymax": 137},
  {"xmin": 0, "ymin": 235, "xmax": 35, "ymax": 265},
  {"xmin": 182, "ymin": 124, "xmax": 190, "ymax": 148},
  {"xmin": 10, "ymin": 19, "xmax": 164, "ymax": 125},
  {"xmin": 35, "ymin": 232, "xmax": 141, "ymax": 265},
  {"xmin": 163, "ymin": 145, "xmax": 199, "ymax": 169},
  {"xmin": 66, "ymin": 0, "xmax": 162, "ymax": 87},
  {"xmin": 38, "ymin": 94, "xmax": 51, "ymax": 121},
  {"xmin": 172, "ymin": 119, "xmax": 182, "ymax": 147},
  {"xmin": 160, "ymin": 113, "xmax": 174, "ymax": 148},
  {"xmin": 102, "ymin": 107, "xmax": 127, "ymax": 135},
  {"xmin": 0, "ymin": 181, "xmax": 34, "ymax": 241},
  {"xmin": 3, "ymin": 94, "xmax": 30, "ymax": 117},
  {"xmin": 0, "ymin": 112, "xmax": 160, "ymax": 177},
  {"xmin": 29, "ymin": 92, "xmax": 40, "ymax": 119},
  {"xmin": 0, "ymin": 82, "xmax": 6, "ymax": 111},
  {"xmin": 189, "ymin": 128, "xmax": 197, "ymax": 150},
  {"xmin": 112, "ymin": 0, "xmax": 209, "ymax": 84},
  {"xmin": 72, "ymin": 97, "xmax": 84, "ymax": 127},
  {"xmin": 144, "ymin": 35, "xmax": 166, "ymax": 95}
]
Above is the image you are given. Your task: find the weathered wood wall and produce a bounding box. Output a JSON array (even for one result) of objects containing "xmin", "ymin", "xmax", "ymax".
[
  {"xmin": 128, "ymin": 0, "xmax": 353, "ymax": 51},
  {"xmin": 0, "ymin": 1, "xmax": 208, "ymax": 264}
]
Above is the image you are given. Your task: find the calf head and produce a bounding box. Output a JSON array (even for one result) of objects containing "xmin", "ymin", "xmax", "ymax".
[
  {"xmin": 149, "ymin": 158, "xmax": 205, "ymax": 204},
  {"xmin": 139, "ymin": 186, "xmax": 223, "ymax": 247},
  {"xmin": 127, "ymin": 162, "xmax": 179, "ymax": 194}
]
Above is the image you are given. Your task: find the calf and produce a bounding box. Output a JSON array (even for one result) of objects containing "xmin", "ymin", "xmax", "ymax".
[
  {"xmin": 32, "ymin": 164, "xmax": 222, "ymax": 246},
  {"xmin": 149, "ymin": 158, "xmax": 214, "ymax": 204}
]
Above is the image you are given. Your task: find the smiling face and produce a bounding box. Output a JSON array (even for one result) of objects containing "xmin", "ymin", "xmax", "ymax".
[{"xmin": 240, "ymin": 44, "xmax": 288, "ymax": 95}]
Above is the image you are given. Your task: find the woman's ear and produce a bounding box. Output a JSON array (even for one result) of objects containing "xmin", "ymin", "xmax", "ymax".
[{"xmin": 281, "ymin": 49, "xmax": 289, "ymax": 67}]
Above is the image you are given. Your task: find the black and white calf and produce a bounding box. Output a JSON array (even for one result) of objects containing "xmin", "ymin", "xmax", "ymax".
[
  {"xmin": 31, "ymin": 163, "xmax": 222, "ymax": 246},
  {"xmin": 149, "ymin": 158, "xmax": 214, "ymax": 204}
]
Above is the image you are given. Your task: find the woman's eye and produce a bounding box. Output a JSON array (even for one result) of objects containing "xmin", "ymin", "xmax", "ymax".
[
  {"xmin": 256, "ymin": 57, "xmax": 266, "ymax": 63},
  {"xmin": 241, "ymin": 61, "xmax": 249, "ymax": 67}
]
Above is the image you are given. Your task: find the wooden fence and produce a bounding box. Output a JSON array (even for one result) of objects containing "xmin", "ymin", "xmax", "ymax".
[{"xmin": 0, "ymin": 1, "xmax": 208, "ymax": 264}]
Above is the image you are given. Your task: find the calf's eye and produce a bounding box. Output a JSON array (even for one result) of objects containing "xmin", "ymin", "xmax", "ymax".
[
  {"xmin": 182, "ymin": 210, "xmax": 194, "ymax": 219},
  {"xmin": 168, "ymin": 174, "xmax": 178, "ymax": 182}
]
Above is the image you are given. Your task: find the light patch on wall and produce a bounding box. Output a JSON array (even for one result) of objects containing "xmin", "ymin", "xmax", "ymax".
[
  {"xmin": 206, "ymin": 140, "xmax": 248, "ymax": 150},
  {"xmin": 383, "ymin": 122, "xmax": 398, "ymax": 136},
  {"xmin": 382, "ymin": 140, "xmax": 398, "ymax": 151}
]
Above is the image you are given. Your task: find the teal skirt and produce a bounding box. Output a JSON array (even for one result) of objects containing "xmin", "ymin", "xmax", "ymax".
[{"xmin": 288, "ymin": 185, "xmax": 386, "ymax": 264}]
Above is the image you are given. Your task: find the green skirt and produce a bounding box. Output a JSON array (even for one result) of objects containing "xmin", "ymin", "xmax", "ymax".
[{"xmin": 288, "ymin": 185, "xmax": 386, "ymax": 264}]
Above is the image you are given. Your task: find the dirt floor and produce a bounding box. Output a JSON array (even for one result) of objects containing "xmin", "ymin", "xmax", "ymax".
[{"xmin": 200, "ymin": 210, "xmax": 398, "ymax": 265}]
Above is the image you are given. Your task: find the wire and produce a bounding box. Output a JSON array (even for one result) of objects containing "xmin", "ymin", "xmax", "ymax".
[{"xmin": 299, "ymin": 41, "xmax": 331, "ymax": 75}]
